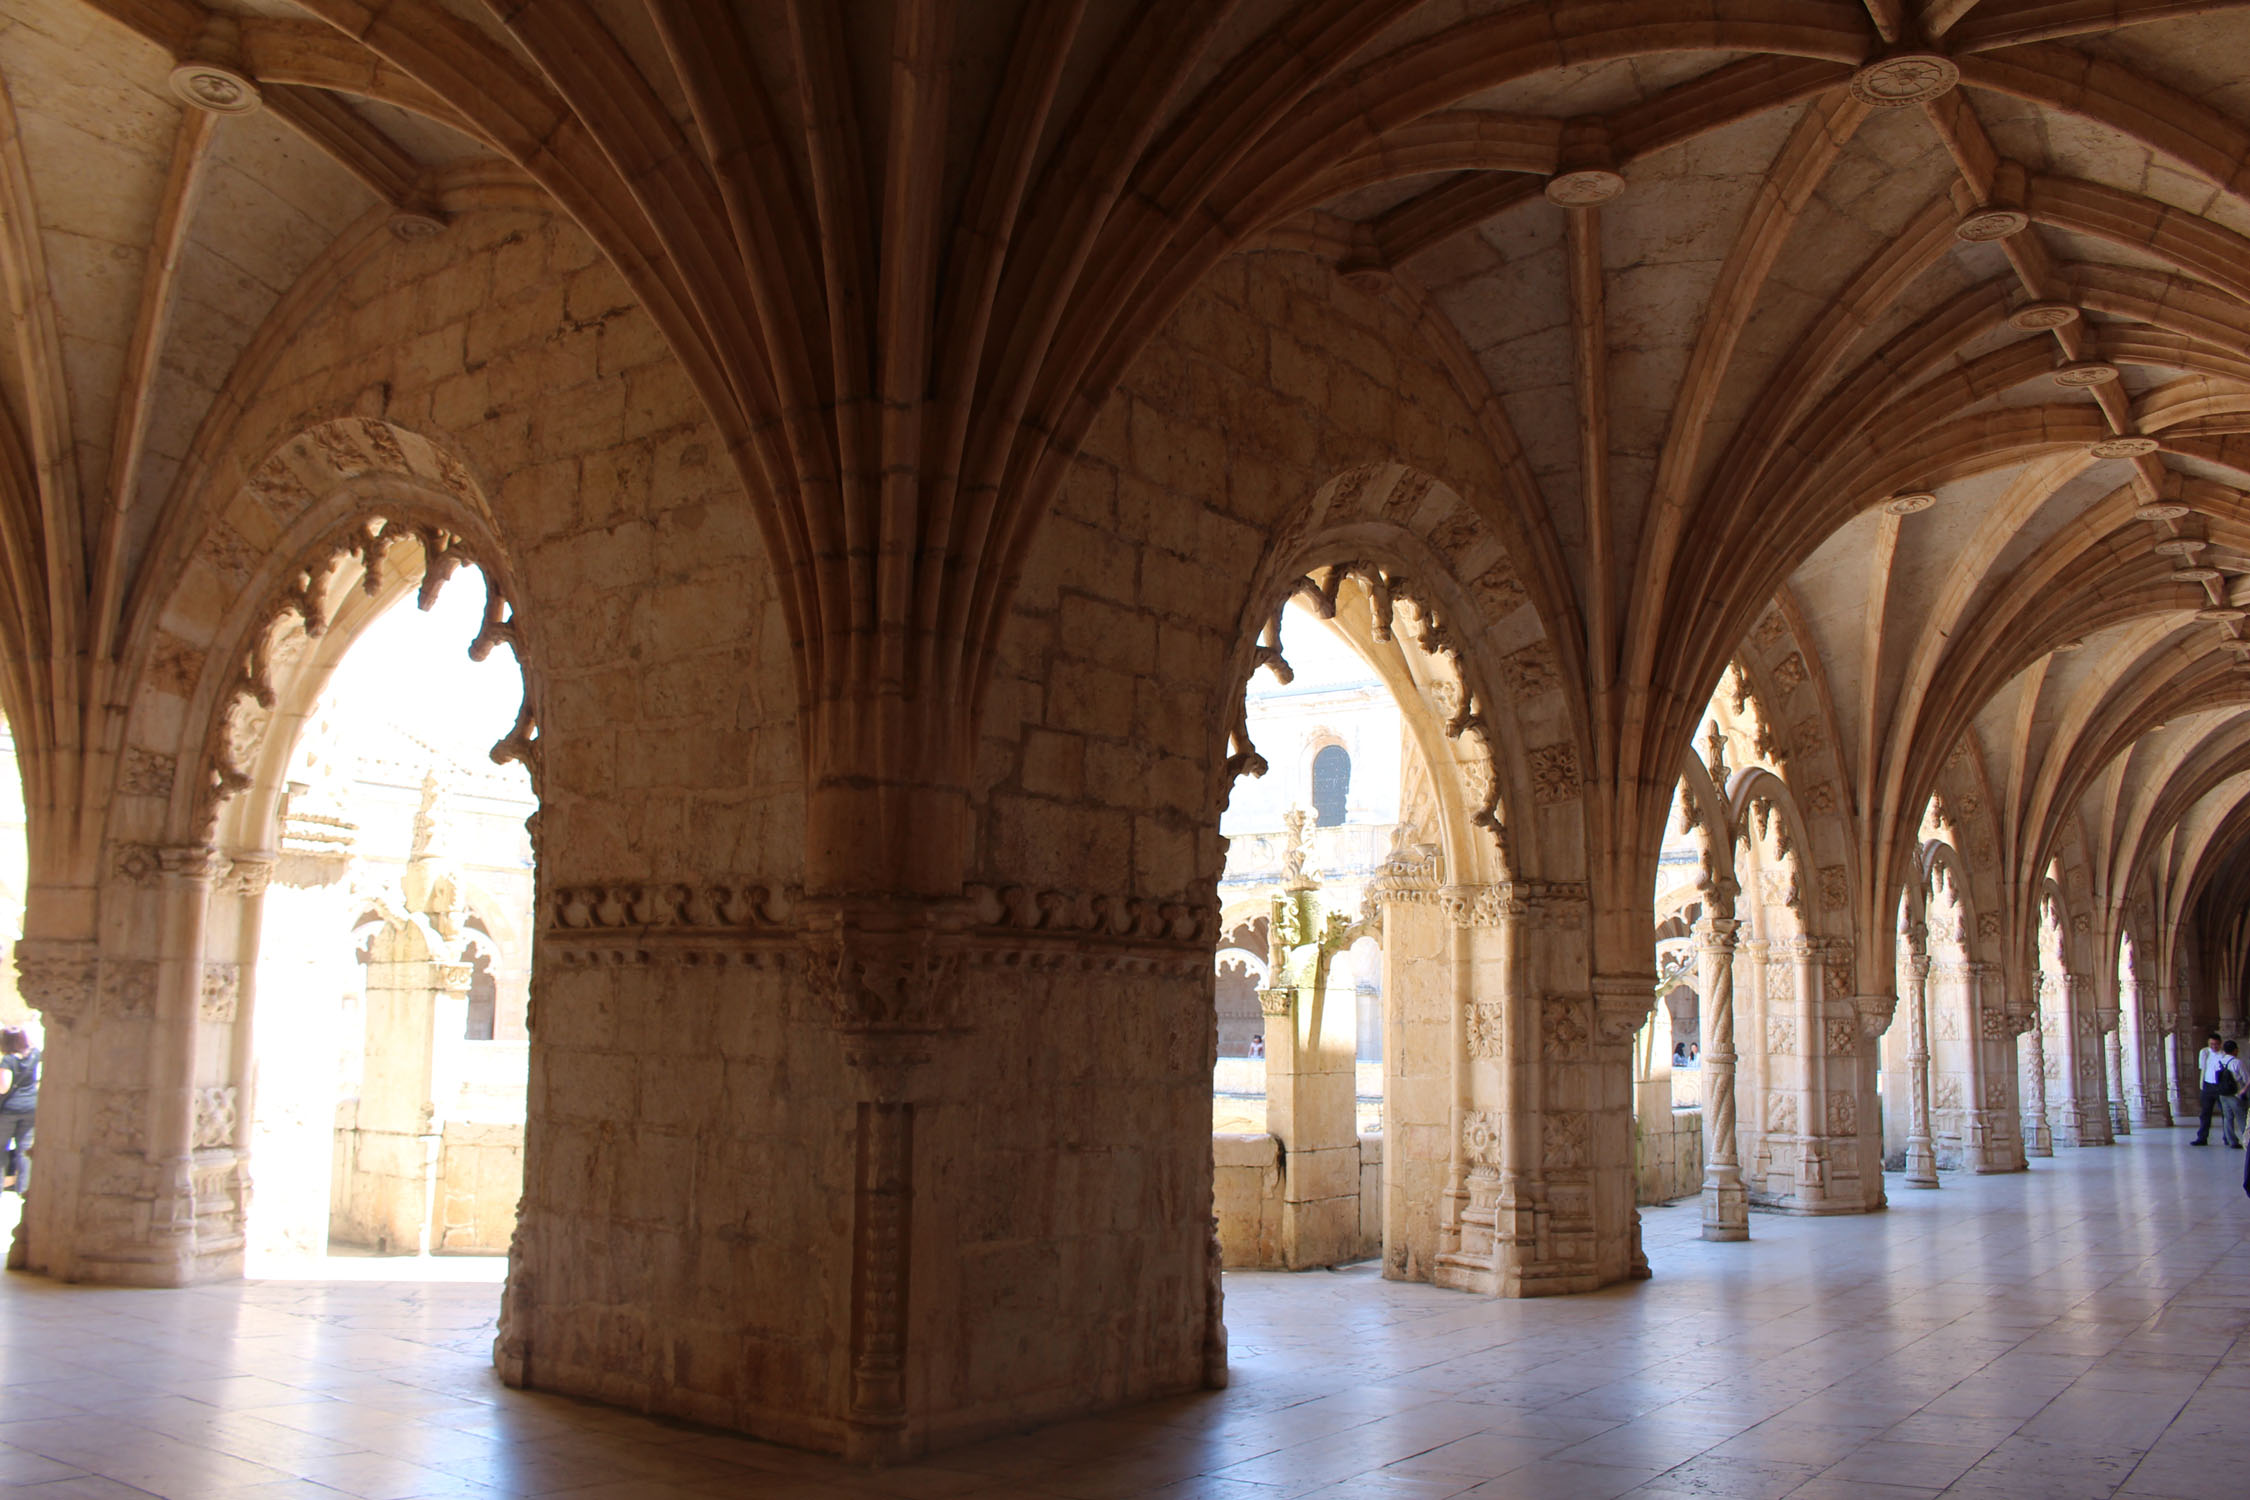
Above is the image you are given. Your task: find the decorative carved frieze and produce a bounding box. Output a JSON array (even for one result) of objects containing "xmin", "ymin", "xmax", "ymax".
[
  {"xmin": 965, "ymin": 883, "xmax": 1209, "ymax": 945},
  {"xmin": 547, "ymin": 881, "xmax": 794, "ymax": 965}
]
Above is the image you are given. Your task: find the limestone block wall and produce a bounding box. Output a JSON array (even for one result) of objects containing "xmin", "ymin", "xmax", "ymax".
[
  {"xmin": 1213, "ymin": 1130, "xmax": 1382, "ymax": 1270},
  {"xmin": 1382, "ymin": 900, "xmax": 1453, "ymax": 1281},
  {"xmin": 1637, "ymin": 1107, "xmax": 1704, "ymax": 1205},
  {"xmin": 1214, "ymin": 1133, "xmax": 1280, "ymax": 1267},
  {"xmin": 435, "ymin": 1121, "xmax": 521, "ymax": 1255}
]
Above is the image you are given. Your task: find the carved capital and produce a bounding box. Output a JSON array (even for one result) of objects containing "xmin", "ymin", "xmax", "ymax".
[
  {"xmin": 799, "ymin": 904, "xmax": 969, "ymax": 1059},
  {"xmin": 221, "ymin": 854, "xmax": 275, "ymax": 898},
  {"xmin": 15, "ymin": 938, "xmax": 97, "ymax": 1028},
  {"xmin": 1852, "ymin": 992, "xmax": 1897, "ymax": 1039},
  {"xmin": 1255, "ymin": 987, "xmax": 1294, "ymax": 1018},
  {"xmin": 1591, "ymin": 974, "xmax": 1655, "ymax": 1046},
  {"xmin": 158, "ymin": 843, "xmax": 226, "ymax": 883}
]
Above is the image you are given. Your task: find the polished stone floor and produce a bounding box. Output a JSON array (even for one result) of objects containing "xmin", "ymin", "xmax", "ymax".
[{"xmin": 2, "ymin": 1130, "xmax": 2244, "ymax": 1499}]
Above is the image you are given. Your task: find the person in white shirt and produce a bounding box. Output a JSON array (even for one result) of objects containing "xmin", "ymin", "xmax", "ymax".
[{"xmin": 2194, "ymin": 1033, "xmax": 2230, "ymax": 1145}]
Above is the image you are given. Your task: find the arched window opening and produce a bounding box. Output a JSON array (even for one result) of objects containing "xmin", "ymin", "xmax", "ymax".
[
  {"xmin": 248, "ymin": 562, "xmax": 532, "ymax": 1270},
  {"xmin": 1214, "ymin": 575, "xmax": 1495, "ymax": 1279},
  {"xmin": 1311, "ymin": 744, "xmax": 1351, "ymax": 826}
]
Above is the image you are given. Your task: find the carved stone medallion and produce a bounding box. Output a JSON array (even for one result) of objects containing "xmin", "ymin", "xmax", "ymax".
[
  {"xmin": 1544, "ymin": 169, "xmax": 1626, "ymax": 206},
  {"xmin": 1848, "ymin": 52, "xmax": 1959, "ymax": 107},
  {"xmin": 1956, "ymin": 208, "xmax": 2030, "ymax": 241}
]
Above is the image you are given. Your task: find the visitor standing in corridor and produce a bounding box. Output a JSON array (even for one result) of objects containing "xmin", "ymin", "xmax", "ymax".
[
  {"xmin": 0, "ymin": 1028, "xmax": 36, "ymax": 1193},
  {"xmin": 2193, "ymin": 1032, "xmax": 2229, "ymax": 1145}
]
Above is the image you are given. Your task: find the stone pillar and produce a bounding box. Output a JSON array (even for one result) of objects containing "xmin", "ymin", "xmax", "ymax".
[
  {"xmin": 1419, "ymin": 881, "xmax": 1628, "ymax": 1297},
  {"xmin": 2106, "ymin": 1027, "xmax": 2130, "ymax": 1136},
  {"xmin": 1695, "ymin": 915, "xmax": 1746, "ymax": 1241},
  {"xmin": 1962, "ymin": 961, "xmax": 2019, "ymax": 1172},
  {"xmin": 1257, "ymin": 882, "xmax": 1360, "ymax": 1272},
  {"xmin": 1592, "ymin": 974, "xmax": 1656, "ymax": 1280},
  {"xmin": 1903, "ymin": 947, "xmax": 1938, "ymax": 1187},
  {"xmin": 2021, "ymin": 987, "xmax": 2053, "ymax": 1158},
  {"xmin": 1784, "ymin": 937, "xmax": 1829, "ymax": 1210},
  {"xmin": 2128, "ymin": 986, "xmax": 2171, "ymax": 1128},
  {"xmin": 2063, "ymin": 972, "xmax": 2113, "ymax": 1146}
]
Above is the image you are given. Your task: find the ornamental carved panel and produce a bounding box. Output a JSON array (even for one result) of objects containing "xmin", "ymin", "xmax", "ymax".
[
  {"xmin": 118, "ymin": 747, "xmax": 176, "ymax": 798},
  {"xmin": 1527, "ymin": 743, "xmax": 1581, "ymax": 804},
  {"xmin": 1766, "ymin": 1017, "xmax": 1798, "ymax": 1055},
  {"xmin": 200, "ymin": 962, "xmax": 240, "ymax": 1023},
  {"xmin": 1541, "ymin": 995, "xmax": 1590, "ymax": 1059},
  {"xmin": 1498, "ymin": 643, "xmax": 1559, "ymax": 702},
  {"xmin": 1825, "ymin": 1091, "xmax": 1858, "ymax": 1135},
  {"xmin": 1467, "ymin": 1000, "xmax": 1504, "ymax": 1061},
  {"xmin": 192, "ymin": 1086, "xmax": 238, "ymax": 1150},
  {"xmin": 1984, "ymin": 1079, "xmax": 2011, "ymax": 1112},
  {"xmin": 1937, "ymin": 1009, "xmax": 1962, "ymax": 1042},
  {"xmin": 1462, "ymin": 1108, "xmax": 1503, "ymax": 1171},
  {"xmin": 1935, "ymin": 1076, "xmax": 1964, "ymax": 1111},
  {"xmin": 1541, "ymin": 1111, "xmax": 1588, "ymax": 1169},
  {"xmin": 102, "ymin": 961, "xmax": 157, "ymax": 1021},
  {"xmin": 1826, "ymin": 1019, "xmax": 1858, "ymax": 1055},
  {"xmin": 1772, "ymin": 653, "xmax": 1807, "ymax": 693},
  {"xmin": 1819, "ymin": 866, "xmax": 1847, "ymax": 911},
  {"xmin": 1767, "ymin": 1092, "xmax": 1799, "ymax": 1133}
]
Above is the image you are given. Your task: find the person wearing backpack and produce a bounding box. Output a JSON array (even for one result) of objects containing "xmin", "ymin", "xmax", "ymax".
[
  {"xmin": 2221, "ymin": 1041, "xmax": 2248, "ymax": 1149},
  {"xmin": 0, "ymin": 1027, "xmax": 37, "ymax": 1193},
  {"xmin": 2194, "ymin": 1032, "xmax": 2228, "ymax": 1145}
]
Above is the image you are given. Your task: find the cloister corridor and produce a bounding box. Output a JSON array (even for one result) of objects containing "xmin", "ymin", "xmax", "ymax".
[{"xmin": 0, "ymin": 1138, "xmax": 2237, "ymax": 1500}]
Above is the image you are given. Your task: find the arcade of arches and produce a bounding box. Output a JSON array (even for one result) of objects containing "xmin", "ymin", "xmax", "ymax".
[{"xmin": 6, "ymin": 0, "xmax": 2250, "ymax": 1470}]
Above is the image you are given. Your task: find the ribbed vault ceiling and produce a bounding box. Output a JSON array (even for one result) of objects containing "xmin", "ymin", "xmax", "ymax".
[{"xmin": 4, "ymin": 0, "xmax": 2250, "ymax": 976}]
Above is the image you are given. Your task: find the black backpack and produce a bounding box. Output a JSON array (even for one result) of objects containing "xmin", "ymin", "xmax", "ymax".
[{"xmin": 2221, "ymin": 1061, "xmax": 2240, "ymax": 1098}]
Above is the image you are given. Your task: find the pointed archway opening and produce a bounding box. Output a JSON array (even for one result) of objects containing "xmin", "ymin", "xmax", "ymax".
[{"xmin": 244, "ymin": 562, "xmax": 533, "ymax": 1277}]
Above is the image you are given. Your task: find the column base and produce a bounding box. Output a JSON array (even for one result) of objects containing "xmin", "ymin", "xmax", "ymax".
[
  {"xmin": 1700, "ymin": 1167, "xmax": 1748, "ymax": 1241},
  {"xmin": 1903, "ymin": 1140, "xmax": 1939, "ymax": 1188}
]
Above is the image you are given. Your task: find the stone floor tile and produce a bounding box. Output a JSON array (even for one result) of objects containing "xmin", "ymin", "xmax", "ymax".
[
  {"xmin": 1818, "ymin": 1439, "xmax": 1994, "ymax": 1490},
  {"xmin": 1459, "ymin": 1457, "xmax": 1661, "ymax": 1499}
]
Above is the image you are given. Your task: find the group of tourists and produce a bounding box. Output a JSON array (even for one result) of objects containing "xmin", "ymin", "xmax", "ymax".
[{"xmin": 2194, "ymin": 1033, "xmax": 2248, "ymax": 1148}]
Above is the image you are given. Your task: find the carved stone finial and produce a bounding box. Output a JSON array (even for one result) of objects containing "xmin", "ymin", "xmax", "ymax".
[
  {"xmin": 1703, "ymin": 720, "xmax": 1729, "ymax": 786},
  {"xmin": 1280, "ymin": 807, "xmax": 1317, "ymax": 892}
]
